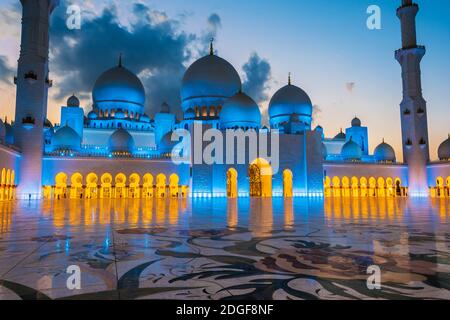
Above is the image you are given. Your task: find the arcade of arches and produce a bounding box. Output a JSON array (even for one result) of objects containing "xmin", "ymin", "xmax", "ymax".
[
  {"xmin": 45, "ymin": 172, "xmax": 188, "ymax": 200},
  {"xmin": 432, "ymin": 176, "xmax": 450, "ymax": 198},
  {"xmin": 0, "ymin": 168, "xmax": 16, "ymax": 201},
  {"xmin": 323, "ymin": 176, "xmax": 408, "ymax": 198}
]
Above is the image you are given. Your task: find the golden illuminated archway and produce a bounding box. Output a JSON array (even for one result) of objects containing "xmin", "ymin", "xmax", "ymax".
[
  {"xmin": 368, "ymin": 177, "xmax": 376, "ymax": 197},
  {"xmin": 100, "ymin": 173, "xmax": 113, "ymax": 198},
  {"xmin": 129, "ymin": 173, "xmax": 141, "ymax": 198},
  {"xmin": 283, "ymin": 169, "xmax": 293, "ymax": 198},
  {"xmin": 351, "ymin": 177, "xmax": 359, "ymax": 197},
  {"xmin": 5, "ymin": 169, "xmax": 11, "ymax": 200},
  {"xmin": 436, "ymin": 176, "xmax": 445, "ymax": 198},
  {"xmin": 70, "ymin": 173, "xmax": 83, "ymax": 199},
  {"xmin": 227, "ymin": 168, "xmax": 238, "ymax": 198},
  {"xmin": 249, "ymin": 158, "xmax": 272, "ymax": 197},
  {"xmin": 332, "ymin": 176, "xmax": 341, "ymax": 197},
  {"xmin": 377, "ymin": 177, "xmax": 386, "ymax": 197},
  {"xmin": 0, "ymin": 168, "xmax": 6, "ymax": 201},
  {"xmin": 86, "ymin": 173, "xmax": 98, "ymax": 199},
  {"xmin": 55, "ymin": 172, "xmax": 68, "ymax": 199},
  {"xmin": 360, "ymin": 177, "xmax": 368, "ymax": 197},
  {"xmin": 395, "ymin": 178, "xmax": 403, "ymax": 197},
  {"xmin": 386, "ymin": 177, "xmax": 394, "ymax": 197},
  {"xmin": 114, "ymin": 173, "xmax": 127, "ymax": 198},
  {"xmin": 169, "ymin": 174, "xmax": 179, "ymax": 197},
  {"xmin": 142, "ymin": 173, "xmax": 154, "ymax": 198},
  {"xmin": 324, "ymin": 176, "xmax": 332, "ymax": 197},
  {"xmin": 342, "ymin": 176, "xmax": 350, "ymax": 197},
  {"xmin": 156, "ymin": 174, "xmax": 166, "ymax": 198}
]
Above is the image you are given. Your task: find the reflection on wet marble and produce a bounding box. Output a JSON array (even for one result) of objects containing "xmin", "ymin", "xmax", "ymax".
[{"xmin": 0, "ymin": 197, "xmax": 449, "ymax": 300}]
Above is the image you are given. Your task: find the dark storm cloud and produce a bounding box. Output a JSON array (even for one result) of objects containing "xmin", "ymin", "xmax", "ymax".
[
  {"xmin": 49, "ymin": 2, "xmax": 194, "ymax": 117},
  {"xmin": 242, "ymin": 53, "xmax": 271, "ymax": 104},
  {"xmin": 0, "ymin": 56, "xmax": 13, "ymax": 85}
]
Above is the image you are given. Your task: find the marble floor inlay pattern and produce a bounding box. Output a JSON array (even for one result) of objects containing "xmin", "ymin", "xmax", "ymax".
[{"xmin": 0, "ymin": 197, "xmax": 449, "ymax": 300}]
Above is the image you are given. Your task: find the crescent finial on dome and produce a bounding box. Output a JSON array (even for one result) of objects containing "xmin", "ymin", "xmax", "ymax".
[
  {"xmin": 210, "ymin": 38, "xmax": 214, "ymax": 55},
  {"xmin": 118, "ymin": 53, "xmax": 123, "ymax": 67},
  {"xmin": 288, "ymin": 72, "xmax": 291, "ymax": 85}
]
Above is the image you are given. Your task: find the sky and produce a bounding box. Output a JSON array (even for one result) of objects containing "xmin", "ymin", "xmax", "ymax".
[{"xmin": 0, "ymin": 0, "xmax": 449, "ymax": 160}]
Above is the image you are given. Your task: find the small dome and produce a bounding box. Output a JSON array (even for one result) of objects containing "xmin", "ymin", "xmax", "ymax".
[
  {"xmin": 87, "ymin": 110, "xmax": 98, "ymax": 119},
  {"xmin": 181, "ymin": 53, "xmax": 242, "ymax": 111},
  {"xmin": 67, "ymin": 94, "xmax": 80, "ymax": 107},
  {"xmin": 334, "ymin": 129, "xmax": 346, "ymax": 140},
  {"xmin": 438, "ymin": 135, "xmax": 450, "ymax": 161},
  {"xmin": 140, "ymin": 114, "xmax": 150, "ymax": 123},
  {"xmin": 220, "ymin": 91, "xmax": 261, "ymax": 129},
  {"xmin": 268, "ymin": 83, "xmax": 313, "ymax": 127},
  {"xmin": 109, "ymin": 128, "xmax": 135, "ymax": 154},
  {"xmin": 93, "ymin": 61, "xmax": 145, "ymax": 114},
  {"xmin": 341, "ymin": 139, "xmax": 362, "ymax": 161},
  {"xmin": 184, "ymin": 108, "xmax": 195, "ymax": 119},
  {"xmin": 351, "ymin": 117, "xmax": 361, "ymax": 127},
  {"xmin": 52, "ymin": 125, "xmax": 81, "ymax": 151},
  {"xmin": 374, "ymin": 140, "xmax": 396, "ymax": 162}
]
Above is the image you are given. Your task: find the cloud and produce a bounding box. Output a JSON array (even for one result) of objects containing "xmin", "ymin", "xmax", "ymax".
[
  {"xmin": 48, "ymin": 2, "xmax": 194, "ymax": 118},
  {"xmin": 242, "ymin": 53, "xmax": 272, "ymax": 104},
  {"xmin": 0, "ymin": 56, "xmax": 13, "ymax": 85},
  {"xmin": 312, "ymin": 104, "xmax": 322, "ymax": 125}
]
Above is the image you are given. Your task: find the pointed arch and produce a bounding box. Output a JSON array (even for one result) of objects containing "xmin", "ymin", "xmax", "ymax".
[
  {"xmin": 100, "ymin": 173, "xmax": 113, "ymax": 198},
  {"xmin": 283, "ymin": 169, "xmax": 293, "ymax": 198},
  {"xmin": 129, "ymin": 173, "xmax": 141, "ymax": 198},
  {"xmin": 142, "ymin": 173, "xmax": 154, "ymax": 198},
  {"xmin": 156, "ymin": 174, "xmax": 166, "ymax": 198},
  {"xmin": 227, "ymin": 168, "xmax": 238, "ymax": 198},
  {"xmin": 169, "ymin": 174, "xmax": 179, "ymax": 197},
  {"xmin": 70, "ymin": 172, "xmax": 83, "ymax": 199},
  {"xmin": 55, "ymin": 172, "xmax": 68, "ymax": 199},
  {"xmin": 114, "ymin": 173, "xmax": 127, "ymax": 198},
  {"xmin": 86, "ymin": 172, "xmax": 98, "ymax": 199},
  {"xmin": 249, "ymin": 158, "xmax": 272, "ymax": 197}
]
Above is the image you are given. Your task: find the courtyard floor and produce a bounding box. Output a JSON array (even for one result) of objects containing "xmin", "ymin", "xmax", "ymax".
[{"xmin": 0, "ymin": 197, "xmax": 449, "ymax": 300}]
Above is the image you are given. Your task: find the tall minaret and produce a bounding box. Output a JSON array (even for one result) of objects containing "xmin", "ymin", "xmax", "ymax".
[
  {"xmin": 395, "ymin": 0, "xmax": 430, "ymax": 196},
  {"xmin": 14, "ymin": 0, "xmax": 59, "ymax": 199}
]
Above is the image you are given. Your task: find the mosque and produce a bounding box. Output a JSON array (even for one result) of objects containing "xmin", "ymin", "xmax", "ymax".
[{"xmin": 0, "ymin": 0, "xmax": 449, "ymax": 202}]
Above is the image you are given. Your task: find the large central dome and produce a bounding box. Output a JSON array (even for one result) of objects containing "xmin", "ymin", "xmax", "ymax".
[
  {"xmin": 93, "ymin": 60, "xmax": 145, "ymax": 116},
  {"xmin": 181, "ymin": 52, "xmax": 241, "ymax": 112}
]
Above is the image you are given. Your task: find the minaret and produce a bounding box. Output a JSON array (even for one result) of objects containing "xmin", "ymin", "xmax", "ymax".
[
  {"xmin": 395, "ymin": 0, "xmax": 429, "ymax": 196},
  {"xmin": 14, "ymin": 0, "xmax": 59, "ymax": 199}
]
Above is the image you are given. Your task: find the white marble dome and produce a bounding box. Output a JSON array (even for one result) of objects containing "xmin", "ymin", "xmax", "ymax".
[
  {"xmin": 52, "ymin": 125, "xmax": 81, "ymax": 151},
  {"xmin": 438, "ymin": 135, "xmax": 450, "ymax": 160},
  {"xmin": 93, "ymin": 61, "xmax": 145, "ymax": 115},
  {"xmin": 220, "ymin": 92, "xmax": 261, "ymax": 129},
  {"xmin": 374, "ymin": 140, "xmax": 396, "ymax": 162},
  {"xmin": 269, "ymin": 83, "xmax": 313, "ymax": 127},
  {"xmin": 341, "ymin": 139, "xmax": 362, "ymax": 161},
  {"xmin": 181, "ymin": 53, "xmax": 241, "ymax": 112},
  {"xmin": 108, "ymin": 128, "xmax": 135, "ymax": 154}
]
